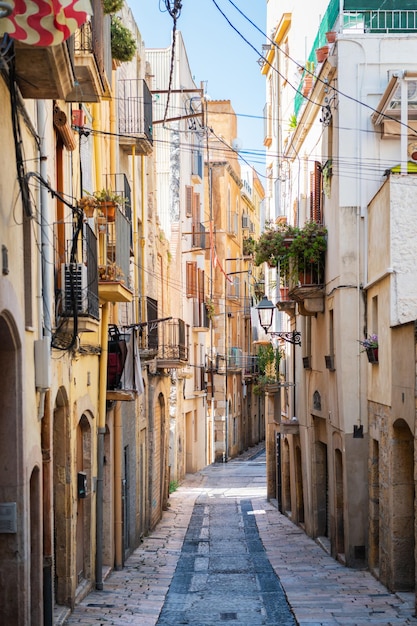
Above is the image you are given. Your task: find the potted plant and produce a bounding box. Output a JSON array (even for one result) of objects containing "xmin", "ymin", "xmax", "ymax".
[
  {"xmin": 254, "ymin": 223, "xmax": 298, "ymax": 285},
  {"xmin": 111, "ymin": 16, "xmax": 137, "ymax": 63},
  {"xmin": 326, "ymin": 31, "xmax": 337, "ymax": 44},
  {"xmin": 358, "ymin": 334, "xmax": 378, "ymax": 363},
  {"xmin": 98, "ymin": 262, "xmax": 125, "ymax": 282},
  {"xmin": 316, "ymin": 45, "xmax": 329, "ymax": 63},
  {"xmin": 288, "ymin": 221, "xmax": 327, "ymax": 284},
  {"xmin": 254, "ymin": 344, "xmax": 283, "ymax": 393},
  {"xmin": 93, "ymin": 189, "xmax": 125, "ymax": 222},
  {"xmin": 78, "ymin": 194, "xmax": 98, "ymax": 217}
]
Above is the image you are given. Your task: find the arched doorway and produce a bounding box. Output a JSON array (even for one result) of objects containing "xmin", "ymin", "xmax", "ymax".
[
  {"xmin": 53, "ymin": 388, "xmax": 71, "ymax": 607},
  {"xmin": 30, "ymin": 466, "xmax": 42, "ymax": 624},
  {"xmin": 314, "ymin": 441, "xmax": 328, "ymax": 538},
  {"xmin": 0, "ymin": 313, "xmax": 24, "ymax": 623},
  {"xmin": 282, "ymin": 437, "xmax": 291, "ymax": 514},
  {"xmin": 150, "ymin": 392, "xmax": 167, "ymax": 529},
  {"xmin": 75, "ymin": 415, "xmax": 92, "ymax": 586},
  {"xmin": 391, "ymin": 419, "xmax": 414, "ymax": 590}
]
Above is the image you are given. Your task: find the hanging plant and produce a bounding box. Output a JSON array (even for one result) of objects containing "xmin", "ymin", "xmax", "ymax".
[
  {"xmin": 103, "ymin": 0, "xmax": 124, "ymax": 14},
  {"xmin": 110, "ymin": 16, "xmax": 137, "ymax": 63}
]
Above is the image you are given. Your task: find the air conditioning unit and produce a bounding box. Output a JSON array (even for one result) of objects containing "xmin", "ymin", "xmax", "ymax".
[
  {"xmin": 61, "ymin": 263, "xmax": 88, "ymax": 315},
  {"xmin": 242, "ymin": 214, "xmax": 249, "ymax": 229}
]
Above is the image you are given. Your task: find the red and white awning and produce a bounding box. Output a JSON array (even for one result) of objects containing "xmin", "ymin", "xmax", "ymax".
[{"xmin": 0, "ymin": 0, "xmax": 92, "ymax": 46}]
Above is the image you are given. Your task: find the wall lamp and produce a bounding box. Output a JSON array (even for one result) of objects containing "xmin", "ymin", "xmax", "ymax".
[{"xmin": 256, "ymin": 295, "xmax": 301, "ymax": 346}]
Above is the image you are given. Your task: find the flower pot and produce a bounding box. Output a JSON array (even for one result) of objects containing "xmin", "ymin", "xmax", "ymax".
[
  {"xmin": 280, "ymin": 286, "xmax": 289, "ymax": 301},
  {"xmin": 302, "ymin": 75, "xmax": 313, "ymax": 96},
  {"xmin": 100, "ymin": 201, "xmax": 116, "ymax": 223},
  {"xmin": 325, "ymin": 31, "xmax": 337, "ymax": 44},
  {"xmin": 366, "ymin": 347, "xmax": 378, "ymax": 364},
  {"xmin": 316, "ymin": 45, "xmax": 329, "ymax": 63}
]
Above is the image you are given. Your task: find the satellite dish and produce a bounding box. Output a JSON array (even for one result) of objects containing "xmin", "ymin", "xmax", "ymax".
[{"xmin": 231, "ymin": 137, "xmax": 243, "ymax": 152}]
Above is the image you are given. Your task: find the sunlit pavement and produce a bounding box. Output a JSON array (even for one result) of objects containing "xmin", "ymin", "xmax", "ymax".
[{"xmin": 62, "ymin": 443, "xmax": 417, "ymax": 625}]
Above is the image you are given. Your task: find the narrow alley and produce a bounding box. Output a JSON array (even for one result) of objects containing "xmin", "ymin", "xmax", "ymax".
[{"xmin": 61, "ymin": 445, "xmax": 417, "ymax": 626}]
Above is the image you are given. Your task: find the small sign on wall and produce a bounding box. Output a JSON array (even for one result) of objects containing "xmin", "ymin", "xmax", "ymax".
[{"xmin": 0, "ymin": 502, "xmax": 17, "ymax": 533}]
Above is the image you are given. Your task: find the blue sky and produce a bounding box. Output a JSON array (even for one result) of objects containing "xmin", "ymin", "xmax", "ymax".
[{"xmin": 130, "ymin": 0, "xmax": 267, "ymax": 177}]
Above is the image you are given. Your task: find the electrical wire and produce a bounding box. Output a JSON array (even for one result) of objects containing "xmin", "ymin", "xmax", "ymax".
[
  {"xmin": 218, "ymin": 0, "xmax": 417, "ymax": 136},
  {"xmin": 162, "ymin": 0, "xmax": 182, "ymax": 126}
]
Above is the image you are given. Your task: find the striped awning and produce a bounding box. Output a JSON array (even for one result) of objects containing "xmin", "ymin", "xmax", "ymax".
[{"xmin": 0, "ymin": 0, "xmax": 92, "ymax": 46}]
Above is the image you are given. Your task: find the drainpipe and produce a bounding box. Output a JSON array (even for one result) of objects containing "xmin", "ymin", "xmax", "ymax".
[
  {"xmin": 140, "ymin": 153, "xmax": 146, "ymax": 322},
  {"xmin": 37, "ymin": 99, "xmax": 53, "ymax": 625},
  {"xmin": 114, "ymin": 401, "xmax": 123, "ymax": 569},
  {"xmin": 96, "ymin": 301, "xmax": 109, "ymax": 589},
  {"xmin": 93, "ymin": 100, "xmax": 108, "ymax": 590}
]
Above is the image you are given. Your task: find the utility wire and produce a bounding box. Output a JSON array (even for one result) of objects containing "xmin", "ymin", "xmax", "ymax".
[
  {"xmin": 162, "ymin": 0, "xmax": 182, "ymax": 126},
  {"xmin": 219, "ymin": 0, "xmax": 417, "ymax": 135}
]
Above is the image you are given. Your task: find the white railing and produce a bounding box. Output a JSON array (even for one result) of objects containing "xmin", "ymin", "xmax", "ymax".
[{"xmin": 343, "ymin": 10, "xmax": 417, "ymax": 33}]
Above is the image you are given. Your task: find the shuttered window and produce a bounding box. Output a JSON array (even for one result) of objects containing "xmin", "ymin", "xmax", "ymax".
[
  {"xmin": 186, "ymin": 261, "xmax": 197, "ymax": 297},
  {"xmin": 310, "ymin": 161, "xmax": 323, "ymax": 223},
  {"xmin": 185, "ymin": 185, "xmax": 193, "ymax": 217}
]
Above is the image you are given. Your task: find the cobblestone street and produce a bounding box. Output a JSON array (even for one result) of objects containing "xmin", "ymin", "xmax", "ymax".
[{"xmin": 61, "ymin": 445, "xmax": 417, "ymax": 626}]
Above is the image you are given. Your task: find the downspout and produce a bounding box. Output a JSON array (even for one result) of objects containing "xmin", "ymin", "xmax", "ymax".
[
  {"xmin": 96, "ymin": 301, "xmax": 109, "ymax": 589},
  {"xmin": 93, "ymin": 101, "xmax": 108, "ymax": 590},
  {"xmin": 114, "ymin": 401, "xmax": 123, "ymax": 569},
  {"xmin": 140, "ymin": 153, "xmax": 146, "ymax": 321},
  {"xmin": 37, "ymin": 99, "xmax": 53, "ymax": 625},
  {"xmin": 109, "ymin": 70, "xmax": 124, "ymax": 572}
]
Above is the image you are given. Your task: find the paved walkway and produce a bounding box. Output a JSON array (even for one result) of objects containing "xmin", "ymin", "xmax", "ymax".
[{"xmin": 62, "ymin": 444, "xmax": 417, "ymax": 625}]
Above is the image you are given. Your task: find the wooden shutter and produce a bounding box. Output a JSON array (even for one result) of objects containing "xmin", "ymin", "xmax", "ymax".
[
  {"xmin": 310, "ymin": 161, "xmax": 323, "ymax": 223},
  {"xmin": 186, "ymin": 185, "xmax": 193, "ymax": 217},
  {"xmin": 192, "ymin": 192, "xmax": 200, "ymax": 223},
  {"xmin": 186, "ymin": 261, "xmax": 197, "ymax": 298}
]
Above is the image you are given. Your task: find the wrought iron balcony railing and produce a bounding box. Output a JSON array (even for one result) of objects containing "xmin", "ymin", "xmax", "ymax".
[
  {"xmin": 157, "ymin": 319, "xmax": 189, "ymax": 367},
  {"xmin": 118, "ymin": 79, "xmax": 153, "ymax": 154}
]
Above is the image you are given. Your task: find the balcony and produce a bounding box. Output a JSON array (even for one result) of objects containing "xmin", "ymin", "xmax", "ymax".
[
  {"xmin": 58, "ymin": 223, "xmax": 99, "ymax": 333},
  {"xmin": 191, "ymin": 150, "xmax": 203, "ymax": 183},
  {"xmin": 288, "ymin": 260, "xmax": 325, "ymax": 315},
  {"xmin": 192, "ymin": 222, "xmax": 206, "ymax": 249},
  {"xmin": 66, "ymin": 1, "xmax": 112, "ymax": 103},
  {"xmin": 118, "ymin": 79, "xmax": 153, "ymax": 155},
  {"xmin": 14, "ymin": 39, "xmax": 75, "ymax": 100},
  {"xmin": 98, "ymin": 205, "xmax": 133, "ymax": 304},
  {"xmin": 192, "ymin": 300, "xmax": 209, "ymax": 332},
  {"xmin": 156, "ymin": 319, "xmax": 189, "ymax": 368}
]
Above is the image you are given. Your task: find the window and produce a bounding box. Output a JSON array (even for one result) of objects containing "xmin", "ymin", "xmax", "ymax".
[
  {"xmin": 185, "ymin": 185, "xmax": 193, "ymax": 217},
  {"xmin": 310, "ymin": 161, "xmax": 323, "ymax": 223},
  {"xmin": 186, "ymin": 261, "xmax": 197, "ymax": 298}
]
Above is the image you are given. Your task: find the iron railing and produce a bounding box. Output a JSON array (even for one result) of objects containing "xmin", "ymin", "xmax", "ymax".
[{"xmin": 118, "ymin": 79, "xmax": 153, "ymax": 144}]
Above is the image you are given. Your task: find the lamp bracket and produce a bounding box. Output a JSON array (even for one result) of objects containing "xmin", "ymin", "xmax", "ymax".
[{"xmin": 267, "ymin": 331, "xmax": 301, "ymax": 346}]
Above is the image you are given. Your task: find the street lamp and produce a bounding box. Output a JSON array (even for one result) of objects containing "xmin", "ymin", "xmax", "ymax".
[
  {"xmin": 256, "ymin": 295, "xmax": 301, "ymax": 346},
  {"xmin": 256, "ymin": 295, "xmax": 275, "ymax": 333}
]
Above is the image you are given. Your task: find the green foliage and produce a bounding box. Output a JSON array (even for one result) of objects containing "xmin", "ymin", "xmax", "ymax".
[
  {"xmin": 254, "ymin": 221, "xmax": 327, "ymax": 282},
  {"xmin": 169, "ymin": 480, "xmax": 179, "ymax": 494},
  {"xmin": 288, "ymin": 113, "xmax": 298, "ymax": 129},
  {"xmin": 256, "ymin": 344, "xmax": 283, "ymax": 386},
  {"xmin": 242, "ymin": 236, "xmax": 256, "ymax": 257},
  {"xmin": 103, "ymin": 0, "xmax": 124, "ymax": 14},
  {"xmin": 93, "ymin": 188, "xmax": 125, "ymax": 205},
  {"xmin": 111, "ymin": 16, "xmax": 137, "ymax": 63},
  {"xmin": 254, "ymin": 223, "xmax": 298, "ymax": 281},
  {"xmin": 253, "ymin": 343, "xmax": 284, "ymax": 395}
]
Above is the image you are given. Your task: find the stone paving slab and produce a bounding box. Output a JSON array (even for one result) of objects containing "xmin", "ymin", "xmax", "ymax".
[
  {"xmin": 255, "ymin": 499, "xmax": 417, "ymax": 625},
  {"xmin": 62, "ymin": 443, "xmax": 417, "ymax": 626}
]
